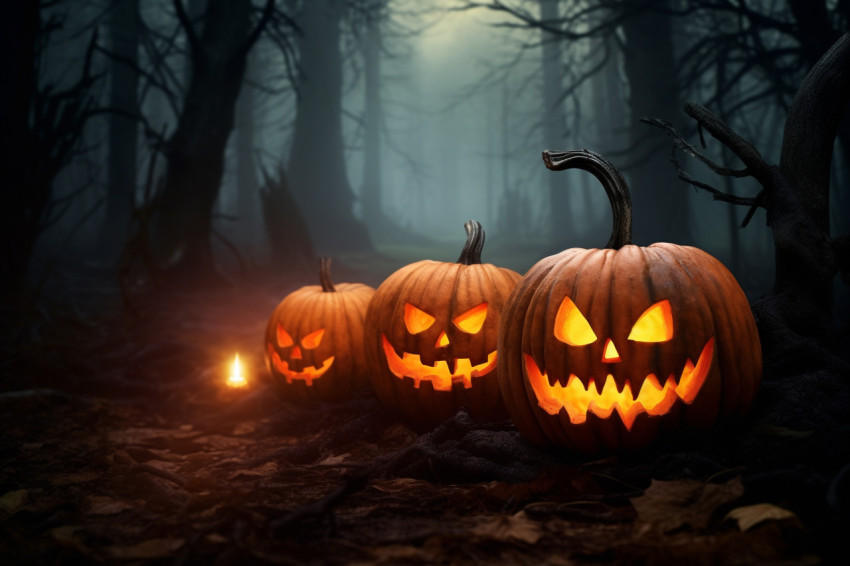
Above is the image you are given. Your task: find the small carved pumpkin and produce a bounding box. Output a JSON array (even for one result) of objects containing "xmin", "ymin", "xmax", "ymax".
[
  {"xmin": 264, "ymin": 258, "xmax": 375, "ymax": 404},
  {"xmin": 364, "ymin": 220, "xmax": 522, "ymax": 430},
  {"xmin": 498, "ymin": 150, "xmax": 762, "ymax": 452}
]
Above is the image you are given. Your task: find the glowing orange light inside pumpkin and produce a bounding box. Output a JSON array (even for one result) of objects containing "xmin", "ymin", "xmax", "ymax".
[
  {"xmin": 628, "ymin": 300, "xmax": 673, "ymax": 342},
  {"xmin": 453, "ymin": 303, "xmax": 488, "ymax": 334},
  {"xmin": 405, "ymin": 303, "xmax": 435, "ymax": 334},
  {"xmin": 602, "ymin": 338, "xmax": 621, "ymax": 363},
  {"xmin": 524, "ymin": 337, "xmax": 714, "ymax": 429},
  {"xmin": 227, "ymin": 353, "xmax": 247, "ymax": 388},
  {"xmin": 554, "ymin": 297, "xmax": 597, "ymax": 346}
]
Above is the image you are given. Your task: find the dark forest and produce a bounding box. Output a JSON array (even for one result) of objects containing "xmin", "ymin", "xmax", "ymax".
[{"xmin": 1, "ymin": 0, "xmax": 849, "ymax": 564}]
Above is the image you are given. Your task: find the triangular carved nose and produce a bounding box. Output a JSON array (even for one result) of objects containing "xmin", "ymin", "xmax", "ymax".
[
  {"xmin": 602, "ymin": 338, "xmax": 621, "ymax": 363},
  {"xmin": 436, "ymin": 330, "xmax": 450, "ymax": 348}
]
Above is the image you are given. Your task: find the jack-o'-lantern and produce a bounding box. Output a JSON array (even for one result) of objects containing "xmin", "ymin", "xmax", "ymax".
[
  {"xmin": 264, "ymin": 257, "xmax": 375, "ymax": 404},
  {"xmin": 364, "ymin": 220, "xmax": 522, "ymax": 430},
  {"xmin": 498, "ymin": 150, "xmax": 761, "ymax": 452}
]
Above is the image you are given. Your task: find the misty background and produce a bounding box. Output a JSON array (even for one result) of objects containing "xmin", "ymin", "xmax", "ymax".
[{"xmin": 7, "ymin": 0, "xmax": 849, "ymax": 316}]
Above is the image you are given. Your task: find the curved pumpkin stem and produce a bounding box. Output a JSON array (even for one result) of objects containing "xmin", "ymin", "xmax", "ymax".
[
  {"xmin": 542, "ymin": 149, "xmax": 633, "ymax": 249},
  {"xmin": 319, "ymin": 257, "xmax": 336, "ymax": 292},
  {"xmin": 456, "ymin": 220, "xmax": 485, "ymax": 265}
]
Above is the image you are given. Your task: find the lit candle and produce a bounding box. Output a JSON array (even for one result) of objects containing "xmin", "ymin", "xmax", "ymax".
[{"xmin": 227, "ymin": 353, "xmax": 248, "ymax": 388}]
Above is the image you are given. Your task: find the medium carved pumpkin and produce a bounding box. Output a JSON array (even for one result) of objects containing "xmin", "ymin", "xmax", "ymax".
[
  {"xmin": 264, "ymin": 258, "xmax": 375, "ymax": 404},
  {"xmin": 498, "ymin": 150, "xmax": 761, "ymax": 452},
  {"xmin": 364, "ymin": 220, "xmax": 522, "ymax": 430}
]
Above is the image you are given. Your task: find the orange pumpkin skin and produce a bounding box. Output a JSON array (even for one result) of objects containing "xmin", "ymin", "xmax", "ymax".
[
  {"xmin": 364, "ymin": 221, "xmax": 521, "ymax": 430},
  {"xmin": 264, "ymin": 258, "xmax": 375, "ymax": 404},
  {"xmin": 497, "ymin": 150, "xmax": 761, "ymax": 452}
]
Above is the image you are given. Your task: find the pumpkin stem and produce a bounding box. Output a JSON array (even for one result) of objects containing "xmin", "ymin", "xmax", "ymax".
[
  {"xmin": 456, "ymin": 220, "xmax": 485, "ymax": 265},
  {"xmin": 542, "ymin": 149, "xmax": 633, "ymax": 249},
  {"xmin": 319, "ymin": 257, "xmax": 336, "ymax": 292}
]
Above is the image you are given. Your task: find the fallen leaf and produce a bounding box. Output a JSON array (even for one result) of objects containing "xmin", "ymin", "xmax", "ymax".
[
  {"xmin": 354, "ymin": 544, "xmax": 425, "ymax": 565},
  {"xmin": 103, "ymin": 538, "xmax": 185, "ymax": 559},
  {"xmin": 470, "ymin": 511, "xmax": 543, "ymax": 544},
  {"xmin": 630, "ymin": 477, "xmax": 744, "ymax": 533},
  {"xmin": 232, "ymin": 421, "xmax": 256, "ymax": 435},
  {"xmin": 0, "ymin": 489, "xmax": 27, "ymax": 517},
  {"xmin": 371, "ymin": 478, "xmax": 432, "ymax": 493},
  {"xmin": 315, "ymin": 453, "xmax": 349, "ymax": 466},
  {"xmin": 87, "ymin": 496, "xmax": 135, "ymax": 515},
  {"xmin": 725, "ymin": 503, "xmax": 799, "ymax": 532},
  {"xmin": 228, "ymin": 460, "xmax": 278, "ymax": 480}
]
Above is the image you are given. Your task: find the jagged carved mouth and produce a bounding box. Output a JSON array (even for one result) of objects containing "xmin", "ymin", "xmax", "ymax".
[
  {"xmin": 381, "ymin": 334, "xmax": 497, "ymax": 391},
  {"xmin": 524, "ymin": 338, "xmax": 714, "ymax": 430},
  {"xmin": 269, "ymin": 347, "xmax": 334, "ymax": 386}
]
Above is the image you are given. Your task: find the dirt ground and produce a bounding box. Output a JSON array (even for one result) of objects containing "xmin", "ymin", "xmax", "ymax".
[{"xmin": 1, "ymin": 273, "xmax": 847, "ymax": 565}]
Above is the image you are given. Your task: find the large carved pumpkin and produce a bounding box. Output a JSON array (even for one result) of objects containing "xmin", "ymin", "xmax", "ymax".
[
  {"xmin": 264, "ymin": 258, "xmax": 375, "ymax": 404},
  {"xmin": 364, "ymin": 220, "xmax": 522, "ymax": 430},
  {"xmin": 498, "ymin": 150, "xmax": 761, "ymax": 452}
]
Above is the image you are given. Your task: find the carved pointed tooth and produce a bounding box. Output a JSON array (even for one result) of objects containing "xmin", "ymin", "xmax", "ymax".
[
  {"xmin": 547, "ymin": 368, "xmax": 561, "ymax": 387},
  {"xmin": 680, "ymin": 358, "xmax": 695, "ymax": 385},
  {"xmin": 639, "ymin": 373, "xmax": 663, "ymax": 394}
]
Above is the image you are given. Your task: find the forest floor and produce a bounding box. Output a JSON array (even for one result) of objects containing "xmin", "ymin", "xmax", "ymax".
[{"xmin": 1, "ymin": 258, "xmax": 849, "ymax": 565}]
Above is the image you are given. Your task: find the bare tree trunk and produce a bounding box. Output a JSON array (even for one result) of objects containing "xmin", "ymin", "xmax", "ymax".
[
  {"xmin": 762, "ymin": 33, "xmax": 850, "ymax": 366},
  {"xmin": 101, "ymin": 0, "xmax": 139, "ymax": 262},
  {"xmin": 0, "ymin": 3, "xmax": 97, "ymax": 299},
  {"xmin": 620, "ymin": 0, "xmax": 689, "ymax": 245},
  {"xmin": 654, "ymin": 34, "xmax": 850, "ymax": 375},
  {"xmin": 151, "ymin": 0, "xmax": 271, "ymax": 284},
  {"xmin": 287, "ymin": 0, "xmax": 372, "ymax": 253},
  {"xmin": 538, "ymin": 0, "xmax": 571, "ymax": 245},
  {"xmin": 0, "ymin": 1, "xmax": 39, "ymax": 298},
  {"xmin": 236, "ymin": 46, "xmax": 259, "ymax": 243},
  {"xmin": 787, "ymin": 0, "xmax": 850, "ymax": 178},
  {"xmin": 260, "ymin": 166, "xmax": 317, "ymax": 274},
  {"xmin": 361, "ymin": 2, "xmax": 383, "ymax": 227}
]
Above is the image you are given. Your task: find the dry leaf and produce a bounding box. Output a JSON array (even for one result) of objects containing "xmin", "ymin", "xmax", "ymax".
[
  {"xmin": 103, "ymin": 537, "xmax": 185, "ymax": 559},
  {"xmin": 470, "ymin": 511, "xmax": 543, "ymax": 544},
  {"xmin": 371, "ymin": 478, "xmax": 432, "ymax": 493},
  {"xmin": 88, "ymin": 496, "xmax": 135, "ymax": 515},
  {"xmin": 315, "ymin": 453, "xmax": 349, "ymax": 466},
  {"xmin": 354, "ymin": 544, "xmax": 425, "ymax": 565},
  {"xmin": 0, "ymin": 489, "xmax": 27, "ymax": 517},
  {"xmin": 232, "ymin": 421, "xmax": 256, "ymax": 435},
  {"xmin": 630, "ymin": 477, "xmax": 744, "ymax": 533},
  {"xmin": 725, "ymin": 503, "xmax": 798, "ymax": 532},
  {"xmin": 228, "ymin": 460, "xmax": 278, "ymax": 480}
]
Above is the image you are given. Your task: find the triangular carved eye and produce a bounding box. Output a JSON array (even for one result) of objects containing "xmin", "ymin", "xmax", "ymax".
[
  {"xmin": 628, "ymin": 300, "xmax": 673, "ymax": 342},
  {"xmin": 453, "ymin": 303, "xmax": 488, "ymax": 334},
  {"xmin": 277, "ymin": 324, "xmax": 294, "ymax": 348},
  {"xmin": 404, "ymin": 303, "xmax": 435, "ymax": 334},
  {"xmin": 554, "ymin": 297, "xmax": 597, "ymax": 346},
  {"xmin": 301, "ymin": 329, "xmax": 325, "ymax": 349}
]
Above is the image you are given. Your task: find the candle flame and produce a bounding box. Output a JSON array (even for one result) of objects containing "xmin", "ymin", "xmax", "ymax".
[{"xmin": 227, "ymin": 353, "xmax": 247, "ymax": 388}]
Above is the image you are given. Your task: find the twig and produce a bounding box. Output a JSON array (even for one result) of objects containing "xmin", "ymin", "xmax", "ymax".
[{"xmin": 134, "ymin": 463, "xmax": 187, "ymax": 487}]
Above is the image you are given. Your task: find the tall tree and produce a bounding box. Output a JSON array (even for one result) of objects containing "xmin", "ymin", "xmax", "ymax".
[
  {"xmin": 0, "ymin": 2, "xmax": 99, "ymax": 299},
  {"xmin": 287, "ymin": 0, "xmax": 372, "ymax": 253},
  {"xmin": 538, "ymin": 0, "xmax": 571, "ymax": 245},
  {"xmin": 619, "ymin": 0, "xmax": 687, "ymax": 244},
  {"xmin": 149, "ymin": 0, "xmax": 273, "ymax": 283},
  {"xmin": 360, "ymin": 0, "xmax": 385, "ymax": 228},
  {"xmin": 647, "ymin": 33, "xmax": 850, "ymax": 375},
  {"xmin": 236, "ymin": 46, "xmax": 260, "ymax": 243},
  {"xmin": 101, "ymin": 0, "xmax": 140, "ymax": 262}
]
